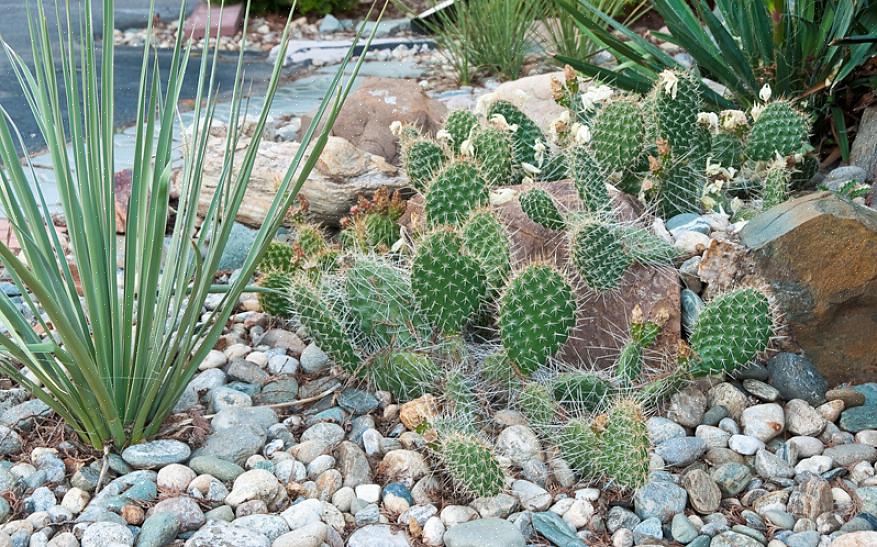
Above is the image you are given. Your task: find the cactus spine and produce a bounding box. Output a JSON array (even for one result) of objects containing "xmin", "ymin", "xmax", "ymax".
[
  {"xmin": 257, "ymin": 272, "xmax": 293, "ymax": 317},
  {"xmin": 426, "ymin": 160, "xmax": 490, "ymax": 227},
  {"xmin": 570, "ymin": 145, "xmax": 611, "ymax": 216},
  {"xmin": 462, "ymin": 209, "xmax": 511, "ymax": 295},
  {"xmin": 570, "ymin": 221, "xmax": 632, "ymax": 293},
  {"xmin": 487, "ymin": 100, "xmax": 547, "ymax": 169},
  {"xmin": 369, "ymin": 351, "xmax": 440, "ymax": 402},
  {"xmin": 762, "ymin": 162, "xmax": 792, "ymax": 209},
  {"xmin": 289, "ymin": 278, "xmax": 360, "ymax": 374},
  {"xmin": 470, "ymin": 126, "xmax": 514, "ymax": 187},
  {"xmin": 591, "ymin": 96, "xmax": 645, "ymax": 176}
]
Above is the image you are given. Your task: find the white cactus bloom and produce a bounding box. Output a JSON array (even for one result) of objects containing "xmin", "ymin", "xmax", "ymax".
[
  {"xmin": 436, "ymin": 129, "xmax": 453, "ymax": 142},
  {"xmin": 521, "ymin": 176, "xmax": 535, "ymax": 185},
  {"xmin": 659, "ymin": 70, "xmax": 680, "ymax": 99},
  {"xmin": 553, "ymin": 110, "xmax": 570, "ymax": 126},
  {"xmin": 705, "ymin": 158, "xmax": 736, "ymax": 179},
  {"xmin": 521, "ymin": 162, "xmax": 542, "ymax": 175},
  {"xmin": 460, "ymin": 138, "xmax": 475, "ymax": 157},
  {"xmin": 572, "ymin": 123, "xmax": 592, "ymax": 144},
  {"xmin": 720, "ymin": 109, "xmax": 748, "ymax": 130},
  {"xmin": 389, "ymin": 120, "xmax": 403, "ymax": 137},
  {"xmin": 533, "ymin": 141, "xmax": 546, "ymax": 168},
  {"xmin": 759, "ymin": 83, "xmax": 772, "ymax": 102},
  {"xmin": 749, "ymin": 103, "xmax": 765, "ymax": 122},
  {"xmin": 580, "ymin": 85, "xmax": 614, "ymax": 111},
  {"xmin": 697, "ymin": 112, "xmax": 720, "ymax": 133},
  {"xmin": 475, "ymin": 93, "xmax": 495, "ymax": 116}
]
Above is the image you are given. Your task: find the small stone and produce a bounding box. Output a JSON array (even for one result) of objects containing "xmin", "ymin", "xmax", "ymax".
[
  {"xmin": 646, "ymin": 417, "xmax": 686, "ymax": 445},
  {"xmin": 824, "ymin": 443, "xmax": 877, "ymax": 466},
  {"xmin": 137, "ymin": 513, "xmax": 180, "ymax": 547},
  {"xmin": 786, "ymin": 399, "xmax": 826, "ymax": 436},
  {"xmin": 818, "ymin": 400, "xmax": 845, "ymax": 422},
  {"xmin": 672, "ymin": 513, "xmax": 699, "ymax": 543},
  {"xmin": 754, "ymin": 448, "xmax": 794, "ymax": 479},
  {"xmin": 378, "ymin": 450, "xmax": 428, "ymax": 486},
  {"xmin": 632, "ymin": 517, "xmax": 663, "ymax": 544},
  {"xmin": 225, "ymin": 469, "xmax": 285, "ymax": 509},
  {"xmin": 743, "ymin": 379, "xmax": 781, "ymax": 401},
  {"xmin": 563, "ymin": 499, "xmax": 593, "ymax": 529},
  {"xmin": 767, "ymin": 353, "xmax": 828, "ymax": 406},
  {"xmin": 444, "ymin": 518, "xmax": 525, "ymax": 547},
  {"xmin": 399, "ymin": 395, "xmax": 437, "ymax": 430},
  {"xmin": 184, "ymin": 523, "xmax": 270, "ymax": 547},
  {"xmin": 695, "ymin": 425, "xmax": 731, "ymax": 448},
  {"xmin": 299, "ymin": 343, "xmax": 330, "ymax": 373},
  {"xmin": 422, "ymin": 516, "xmax": 445, "ymax": 546},
  {"xmin": 496, "ymin": 425, "xmax": 542, "ymax": 467},
  {"xmin": 633, "ymin": 480, "xmax": 687, "ymax": 522},
  {"xmin": 655, "ymin": 436, "xmax": 706, "ymax": 467},
  {"xmin": 511, "ymin": 480, "xmax": 551, "ymax": 511},
  {"xmin": 81, "ymin": 522, "xmax": 133, "ymax": 547},
  {"xmin": 788, "ymin": 436, "xmax": 825, "ymax": 457},
  {"xmin": 666, "ymin": 387, "xmax": 707, "ymax": 427},
  {"xmin": 682, "ymin": 469, "xmax": 721, "ymax": 514},
  {"xmin": 741, "ymin": 403, "xmax": 785, "ymax": 442},
  {"xmin": 711, "ymin": 462, "xmax": 752, "ymax": 496},
  {"xmin": 709, "ymin": 383, "xmax": 748, "ymax": 419},
  {"xmin": 338, "ymin": 389, "xmax": 379, "ymax": 415},
  {"xmin": 149, "ymin": 496, "xmax": 205, "ymax": 531},
  {"xmin": 795, "ymin": 455, "xmax": 833, "ymax": 475},
  {"xmin": 192, "ymin": 425, "xmax": 266, "ymax": 466},
  {"xmin": 729, "ymin": 434, "xmax": 765, "ymax": 456},
  {"xmin": 188, "ymin": 456, "xmax": 245, "ymax": 482},
  {"xmin": 0, "ymin": 426, "xmax": 22, "ymax": 456},
  {"xmin": 842, "ymin": 406, "xmax": 877, "ymax": 433},
  {"xmin": 827, "ymin": 388, "xmax": 866, "ymax": 408},
  {"xmin": 346, "ymin": 524, "xmax": 410, "ymax": 547},
  {"xmin": 711, "ymin": 531, "xmax": 763, "ymax": 547},
  {"xmin": 531, "ymin": 511, "xmax": 585, "ymax": 547},
  {"xmin": 61, "ymin": 488, "xmax": 90, "ymax": 514},
  {"xmin": 787, "ymin": 476, "xmax": 833, "ymax": 519},
  {"xmin": 157, "ymin": 464, "xmax": 196, "ymax": 492}
]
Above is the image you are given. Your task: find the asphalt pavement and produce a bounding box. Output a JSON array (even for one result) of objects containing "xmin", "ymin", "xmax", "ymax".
[{"xmin": 0, "ymin": 0, "xmax": 274, "ymax": 152}]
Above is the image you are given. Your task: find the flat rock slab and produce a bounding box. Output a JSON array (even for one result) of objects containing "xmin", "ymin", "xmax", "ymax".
[
  {"xmin": 184, "ymin": 3, "xmax": 243, "ymax": 40},
  {"xmin": 740, "ymin": 192, "xmax": 877, "ymax": 385}
]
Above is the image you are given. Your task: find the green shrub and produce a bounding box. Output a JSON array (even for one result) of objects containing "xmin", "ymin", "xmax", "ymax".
[{"xmin": 252, "ymin": 0, "xmax": 355, "ymax": 16}]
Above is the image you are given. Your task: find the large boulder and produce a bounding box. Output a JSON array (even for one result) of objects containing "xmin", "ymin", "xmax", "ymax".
[
  {"xmin": 739, "ymin": 192, "xmax": 877, "ymax": 385},
  {"xmin": 402, "ymin": 180, "xmax": 682, "ymax": 365},
  {"xmin": 851, "ymin": 106, "xmax": 877, "ymax": 184},
  {"xmin": 476, "ymin": 71, "xmax": 567, "ymax": 133},
  {"xmin": 192, "ymin": 135, "xmax": 405, "ymax": 228},
  {"xmin": 302, "ymin": 77, "xmax": 446, "ymax": 164}
]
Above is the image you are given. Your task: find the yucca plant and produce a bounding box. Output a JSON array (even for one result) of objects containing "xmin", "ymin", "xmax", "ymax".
[
  {"xmin": 0, "ymin": 0, "xmax": 380, "ymax": 449},
  {"xmin": 537, "ymin": 0, "xmax": 647, "ymax": 60}
]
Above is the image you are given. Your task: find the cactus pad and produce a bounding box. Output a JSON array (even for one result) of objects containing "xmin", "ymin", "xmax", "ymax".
[
  {"xmin": 600, "ymin": 398, "xmax": 651, "ymax": 491},
  {"xmin": 462, "ymin": 209, "xmax": 511, "ymax": 294},
  {"xmin": 444, "ymin": 110, "xmax": 479, "ymax": 154},
  {"xmin": 487, "ymin": 100, "xmax": 546, "ymax": 168},
  {"xmin": 591, "ymin": 97, "xmax": 645, "ymax": 175},
  {"xmin": 519, "ymin": 188, "xmax": 565, "ymax": 230},
  {"xmin": 654, "ymin": 70, "xmax": 702, "ymax": 155},
  {"xmin": 289, "ymin": 279, "xmax": 359, "ymax": 374},
  {"xmin": 257, "ymin": 272, "xmax": 293, "ymax": 317},
  {"xmin": 404, "ymin": 139, "xmax": 447, "ymax": 192},
  {"xmin": 571, "ymin": 221, "xmax": 632, "ymax": 293},
  {"xmin": 519, "ymin": 383, "xmax": 557, "ymax": 428},
  {"xmin": 559, "ymin": 417, "xmax": 603, "ymax": 480},
  {"xmin": 570, "ymin": 145, "xmax": 611, "ymax": 216},
  {"xmin": 437, "ymin": 431, "xmax": 506, "ymax": 499},
  {"xmin": 258, "ymin": 242, "xmax": 297, "ymax": 273},
  {"xmin": 745, "ymin": 101, "xmax": 809, "ymax": 161},
  {"xmin": 761, "ymin": 163, "xmax": 791, "ymax": 209},
  {"xmin": 426, "ymin": 160, "xmax": 490, "ymax": 227},
  {"xmin": 551, "ymin": 372, "xmax": 612, "ymax": 413},
  {"xmin": 499, "ymin": 264, "xmax": 576, "ymax": 375},
  {"xmin": 369, "ymin": 351, "xmax": 440, "ymax": 402},
  {"xmin": 471, "ymin": 127, "xmax": 513, "ymax": 187}
]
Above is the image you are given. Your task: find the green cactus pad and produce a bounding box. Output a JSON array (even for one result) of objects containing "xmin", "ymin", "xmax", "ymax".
[
  {"xmin": 519, "ymin": 383, "xmax": 557, "ymax": 428},
  {"xmin": 258, "ymin": 242, "xmax": 297, "ymax": 273},
  {"xmin": 446, "ymin": 371, "xmax": 479, "ymax": 420},
  {"xmin": 600, "ymin": 398, "xmax": 651, "ymax": 491},
  {"xmin": 471, "ymin": 127, "xmax": 513, "ymax": 187},
  {"xmin": 481, "ymin": 351, "xmax": 520, "ymax": 391},
  {"xmin": 487, "ymin": 100, "xmax": 546, "ymax": 169},
  {"xmin": 289, "ymin": 279, "xmax": 359, "ymax": 374},
  {"xmin": 617, "ymin": 226, "xmax": 678, "ymax": 265},
  {"xmin": 426, "ymin": 160, "xmax": 490, "ymax": 227},
  {"xmin": 462, "ymin": 209, "xmax": 511, "ymax": 294},
  {"xmin": 710, "ymin": 131, "xmax": 744, "ymax": 167},
  {"xmin": 745, "ymin": 101, "xmax": 810, "ymax": 161},
  {"xmin": 571, "ymin": 221, "xmax": 632, "ymax": 293},
  {"xmin": 570, "ymin": 145, "xmax": 611, "ymax": 216},
  {"xmin": 616, "ymin": 342, "xmax": 644, "ymax": 385},
  {"xmin": 654, "ymin": 70, "xmax": 703, "ymax": 155},
  {"xmin": 369, "ymin": 351, "xmax": 440, "ymax": 402},
  {"xmin": 761, "ymin": 164, "xmax": 791, "ymax": 210},
  {"xmin": 444, "ymin": 110, "xmax": 479, "ymax": 154},
  {"xmin": 653, "ymin": 158, "xmax": 705, "ymax": 218},
  {"xmin": 345, "ymin": 257, "xmax": 425, "ymax": 349},
  {"xmin": 295, "ymin": 224, "xmax": 327, "ymax": 259},
  {"xmin": 689, "ymin": 288, "xmax": 773, "ymax": 377},
  {"xmin": 551, "ymin": 372, "xmax": 612, "ymax": 413},
  {"xmin": 257, "ymin": 272, "xmax": 294, "ymax": 317},
  {"xmin": 437, "ymin": 432, "xmax": 506, "ymax": 499},
  {"xmin": 499, "ymin": 264, "xmax": 576, "ymax": 375},
  {"xmin": 404, "ymin": 139, "xmax": 447, "ymax": 192},
  {"xmin": 412, "ymin": 230, "xmax": 488, "ymax": 334},
  {"xmin": 363, "ymin": 212, "xmax": 401, "ymax": 250},
  {"xmin": 519, "ymin": 188, "xmax": 565, "ymax": 230},
  {"xmin": 559, "ymin": 417, "xmax": 603, "ymax": 480},
  {"xmin": 591, "ymin": 97, "xmax": 645, "ymax": 175}
]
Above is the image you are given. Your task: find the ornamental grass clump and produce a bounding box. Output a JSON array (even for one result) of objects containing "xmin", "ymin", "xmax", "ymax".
[{"xmin": 0, "ymin": 0, "xmax": 380, "ymax": 449}]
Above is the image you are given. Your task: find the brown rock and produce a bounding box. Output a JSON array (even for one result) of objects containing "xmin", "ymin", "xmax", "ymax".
[
  {"xmin": 787, "ymin": 475, "xmax": 832, "ymax": 519},
  {"xmin": 121, "ymin": 504, "xmax": 144, "ymax": 525},
  {"xmin": 114, "ymin": 169, "xmax": 133, "ymax": 234},
  {"xmin": 740, "ymin": 193, "xmax": 877, "ymax": 384},
  {"xmin": 399, "ymin": 395, "xmax": 437, "ymax": 431},
  {"xmin": 401, "ymin": 180, "xmax": 681, "ymax": 366},
  {"xmin": 827, "ymin": 388, "xmax": 866, "ymax": 408},
  {"xmin": 303, "ymin": 77, "xmax": 447, "ymax": 164},
  {"xmin": 831, "ymin": 532, "xmax": 877, "ymax": 547},
  {"xmin": 191, "ymin": 135, "xmax": 405, "ymax": 228},
  {"xmin": 682, "ymin": 469, "xmax": 721, "ymax": 514},
  {"xmin": 260, "ymin": 329, "xmax": 306, "ymax": 356}
]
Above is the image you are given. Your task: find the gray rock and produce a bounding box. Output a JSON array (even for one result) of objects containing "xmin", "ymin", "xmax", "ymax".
[
  {"xmin": 150, "ymin": 496, "xmax": 205, "ymax": 531},
  {"xmin": 209, "ymin": 387, "xmax": 252, "ymax": 412},
  {"xmin": 191, "ymin": 424, "xmax": 266, "ymax": 466},
  {"xmin": 121, "ymin": 440, "xmax": 191, "ymax": 470},
  {"xmin": 655, "ymin": 437, "xmax": 707, "ymax": 467},
  {"xmin": 785, "ymin": 530, "xmax": 820, "ymax": 547},
  {"xmin": 681, "ymin": 288, "xmax": 704, "ymax": 336},
  {"xmin": 742, "ymin": 379, "xmax": 780, "ymax": 402},
  {"xmin": 218, "ymin": 223, "xmax": 257, "ymax": 270},
  {"xmin": 741, "ymin": 403, "xmax": 785, "ymax": 442},
  {"xmin": 299, "ymin": 343, "xmax": 330, "ymax": 374},
  {"xmin": 81, "ymin": 522, "xmax": 134, "ymax": 547},
  {"xmin": 188, "ymin": 456, "xmax": 245, "ymax": 482},
  {"xmin": 768, "ymin": 353, "xmax": 828, "ymax": 406},
  {"xmin": 786, "ymin": 399, "xmax": 826, "ymax": 436},
  {"xmin": 633, "ymin": 480, "xmax": 687, "ymax": 523},
  {"xmin": 0, "ymin": 426, "xmax": 22, "ymax": 456},
  {"xmin": 227, "ymin": 358, "xmax": 269, "ymax": 386},
  {"xmin": 336, "ymin": 441, "xmax": 371, "ymax": 488},
  {"xmin": 646, "ymin": 417, "xmax": 686, "ymax": 445},
  {"xmin": 211, "ymin": 406, "xmax": 278, "ymax": 434},
  {"xmin": 754, "ymin": 448, "xmax": 794, "ymax": 479},
  {"xmin": 496, "ymin": 425, "xmax": 542, "ymax": 467},
  {"xmin": 300, "ymin": 422, "xmax": 344, "ymax": 445},
  {"xmin": 710, "ymin": 531, "xmax": 763, "ymax": 547},
  {"xmin": 318, "ymin": 15, "xmax": 343, "ymax": 34},
  {"xmin": 682, "ymin": 469, "xmax": 721, "ymax": 514},
  {"xmin": 231, "ymin": 514, "xmax": 289, "ymax": 542},
  {"xmin": 531, "ymin": 511, "xmax": 585, "ymax": 547},
  {"xmin": 607, "ymin": 506, "xmax": 640, "ymax": 532},
  {"xmin": 338, "ymin": 389, "xmax": 379, "ymax": 415},
  {"xmin": 823, "ymin": 443, "xmax": 877, "ymax": 466},
  {"xmin": 671, "ymin": 513, "xmax": 698, "ymax": 543},
  {"xmin": 184, "ymin": 523, "xmax": 270, "ymax": 547},
  {"xmin": 136, "ymin": 513, "xmax": 180, "ymax": 547},
  {"xmin": 346, "ymin": 525, "xmax": 411, "ymax": 547},
  {"xmin": 824, "ymin": 165, "xmax": 869, "ymax": 191},
  {"xmin": 511, "ymin": 480, "xmax": 551, "ymax": 511},
  {"xmin": 711, "ymin": 462, "xmax": 752, "ymax": 496},
  {"xmin": 666, "ymin": 388, "xmax": 707, "ymax": 428},
  {"xmin": 633, "ymin": 516, "xmax": 663, "ymax": 544},
  {"xmin": 0, "ymin": 399, "xmax": 51, "ymax": 429}
]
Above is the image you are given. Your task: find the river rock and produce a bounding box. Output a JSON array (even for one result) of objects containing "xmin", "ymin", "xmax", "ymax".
[
  {"xmin": 478, "ymin": 71, "xmax": 567, "ymax": 132},
  {"xmin": 767, "ymin": 353, "xmax": 828, "ymax": 406},
  {"xmin": 121, "ymin": 440, "xmax": 191, "ymax": 470},
  {"xmin": 633, "ymin": 480, "xmax": 687, "ymax": 522},
  {"xmin": 740, "ymin": 193, "xmax": 877, "ymax": 384},
  {"xmin": 851, "ymin": 105, "xmax": 877, "ymax": 182},
  {"xmin": 346, "ymin": 524, "xmax": 411, "ymax": 547},
  {"xmin": 184, "ymin": 523, "xmax": 270, "ymax": 547},
  {"xmin": 444, "ymin": 518, "xmax": 526, "ymax": 547}
]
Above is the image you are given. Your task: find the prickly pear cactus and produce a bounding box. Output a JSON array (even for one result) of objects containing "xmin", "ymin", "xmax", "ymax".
[
  {"xmin": 462, "ymin": 209, "xmax": 511, "ymax": 294},
  {"xmin": 487, "ymin": 100, "xmax": 547, "ymax": 169},
  {"xmin": 519, "ymin": 383, "xmax": 557, "ymax": 429},
  {"xmin": 761, "ymin": 162, "xmax": 792, "ymax": 209},
  {"xmin": 481, "ymin": 351, "xmax": 519, "ymax": 391},
  {"xmin": 519, "ymin": 188, "xmax": 565, "ymax": 230},
  {"xmin": 616, "ymin": 307, "xmax": 664, "ymax": 384},
  {"xmin": 436, "ymin": 431, "xmax": 506, "ymax": 499},
  {"xmin": 345, "ymin": 257, "xmax": 424, "ymax": 349},
  {"xmin": 444, "ymin": 110, "xmax": 479, "ymax": 154},
  {"xmin": 652, "ymin": 158, "xmax": 705, "ymax": 218},
  {"xmin": 289, "ymin": 278, "xmax": 360, "ymax": 374},
  {"xmin": 745, "ymin": 101, "xmax": 809, "ymax": 161},
  {"xmin": 560, "ymin": 417, "xmax": 603, "ymax": 480},
  {"xmin": 404, "ymin": 139, "xmax": 447, "ymax": 192},
  {"xmin": 599, "ymin": 398, "xmax": 651, "ymax": 491},
  {"xmin": 688, "ymin": 287, "xmax": 774, "ymax": 377},
  {"xmin": 369, "ymin": 351, "xmax": 439, "ymax": 402},
  {"xmin": 258, "ymin": 242, "xmax": 297, "ymax": 273},
  {"xmin": 257, "ymin": 272, "xmax": 293, "ymax": 317},
  {"xmin": 570, "ymin": 145, "xmax": 611, "ymax": 216},
  {"xmin": 294, "ymin": 224, "xmax": 327, "ymax": 259},
  {"xmin": 654, "ymin": 70, "xmax": 703, "ymax": 155},
  {"xmin": 591, "ymin": 96, "xmax": 645, "ymax": 176},
  {"xmin": 710, "ymin": 131, "xmax": 744, "ymax": 167},
  {"xmin": 499, "ymin": 264, "xmax": 576, "ymax": 375},
  {"xmin": 570, "ymin": 221, "xmax": 632, "ymax": 293},
  {"xmin": 446, "ymin": 371, "xmax": 479, "ymax": 421},
  {"xmin": 426, "ymin": 160, "xmax": 490, "ymax": 227},
  {"xmin": 412, "ymin": 229, "xmax": 488, "ymax": 334},
  {"xmin": 551, "ymin": 372, "xmax": 612, "ymax": 414},
  {"xmin": 617, "ymin": 226, "xmax": 678, "ymax": 265},
  {"xmin": 470, "ymin": 126, "xmax": 514, "ymax": 187}
]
